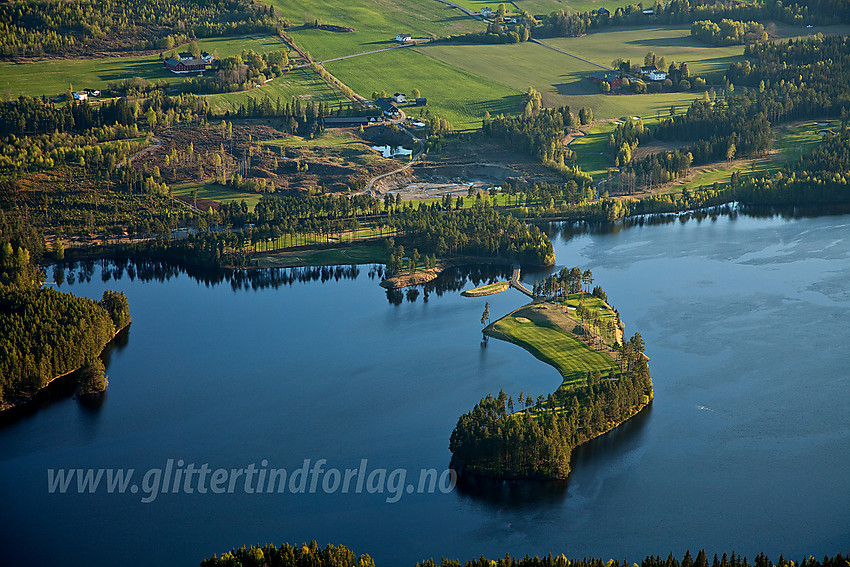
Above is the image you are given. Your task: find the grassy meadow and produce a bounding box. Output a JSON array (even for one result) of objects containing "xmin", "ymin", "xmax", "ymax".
[
  {"xmin": 543, "ymin": 26, "xmax": 746, "ymax": 78},
  {"xmin": 269, "ymin": 0, "xmax": 484, "ymax": 60},
  {"xmin": 203, "ymin": 67, "xmax": 348, "ymax": 114},
  {"xmin": 0, "ymin": 34, "xmax": 291, "ymax": 99},
  {"xmin": 326, "ymin": 47, "xmax": 524, "ymax": 129},
  {"xmin": 420, "ymin": 40, "xmax": 701, "ymax": 120}
]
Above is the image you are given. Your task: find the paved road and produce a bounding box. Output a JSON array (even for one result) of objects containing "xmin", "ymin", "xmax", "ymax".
[
  {"xmin": 510, "ymin": 265, "xmax": 535, "ymax": 298},
  {"xmin": 529, "ymin": 38, "xmax": 610, "ymax": 70}
]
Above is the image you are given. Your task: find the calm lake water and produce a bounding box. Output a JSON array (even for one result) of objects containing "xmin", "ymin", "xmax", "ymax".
[{"xmin": 1, "ymin": 211, "xmax": 849, "ymax": 566}]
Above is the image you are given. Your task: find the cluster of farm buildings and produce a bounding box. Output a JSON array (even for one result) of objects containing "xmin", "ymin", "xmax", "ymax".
[{"xmin": 163, "ymin": 51, "xmax": 215, "ymax": 74}]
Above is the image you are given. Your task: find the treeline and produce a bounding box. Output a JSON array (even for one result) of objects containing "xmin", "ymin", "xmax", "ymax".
[
  {"xmin": 202, "ymin": 541, "xmax": 374, "ymax": 567},
  {"xmin": 0, "ymin": 239, "xmax": 130, "ymax": 408},
  {"xmin": 620, "ymin": 33, "xmax": 850, "ymax": 191},
  {"xmin": 535, "ymin": 0, "xmax": 850, "ymax": 39},
  {"xmin": 482, "ymin": 99, "xmax": 593, "ymax": 182},
  {"xmin": 736, "ymin": 129, "xmax": 850, "ymax": 204},
  {"xmin": 691, "ymin": 19, "xmax": 767, "ymax": 46},
  {"xmin": 202, "ymin": 545, "xmax": 849, "ymax": 567},
  {"xmin": 181, "ymin": 49, "xmax": 290, "ymax": 94},
  {"xmin": 0, "ymin": 0, "xmax": 284, "ymax": 58},
  {"xmin": 450, "ymin": 332, "xmax": 651, "ymax": 479},
  {"xmin": 726, "ymin": 35, "xmax": 850, "ymax": 121},
  {"xmin": 446, "ymin": 20, "xmax": 530, "ymax": 44},
  {"xmin": 172, "ymin": 195, "xmax": 555, "ymax": 267}
]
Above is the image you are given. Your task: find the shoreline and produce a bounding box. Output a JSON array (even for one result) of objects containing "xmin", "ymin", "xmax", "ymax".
[
  {"xmin": 451, "ymin": 398, "xmax": 652, "ymax": 481},
  {"xmin": 0, "ymin": 322, "xmax": 130, "ymax": 414}
]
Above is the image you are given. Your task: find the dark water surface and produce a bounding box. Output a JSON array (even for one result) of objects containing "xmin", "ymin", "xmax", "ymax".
[{"xmin": 1, "ymin": 213, "xmax": 848, "ymax": 566}]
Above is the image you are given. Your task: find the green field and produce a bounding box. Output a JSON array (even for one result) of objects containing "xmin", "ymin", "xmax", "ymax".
[
  {"xmin": 269, "ymin": 0, "xmax": 484, "ymax": 61},
  {"xmin": 0, "ymin": 34, "xmax": 291, "ymax": 99},
  {"xmin": 171, "ymin": 181, "xmax": 263, "ymax": 211},
  {"xmin": 420, "ymin": 40, "xmax": 701, "ymax": 121},
  {"xmin": 515, "ymin": 0, "xmax": 641, "ymax": 15},
  {"xmin": 490, "ymin": 305, "xmax": 617, "ymax": 383},
  {"xmin": 544, "ymin": 26, "xmax": 746, "ymax": 78},
  {"xmin": 664, "ymin": 119, "xmax": 838, "ymax": 193},
  {"xmin": 326, "ymin": 47, "xmax": 524, "ymax": 129},
  {"xmin": 203, "ymin": 67, "xmax": 348, "ymax": 114}
]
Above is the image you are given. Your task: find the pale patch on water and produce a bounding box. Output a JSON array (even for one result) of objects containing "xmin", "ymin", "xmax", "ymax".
[{"xmin": 372, "ymin": 145, "xmax": 413, "ymax": 158}]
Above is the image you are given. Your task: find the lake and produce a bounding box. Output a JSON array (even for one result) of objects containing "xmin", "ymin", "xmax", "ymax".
[{"xmin": 1, "ymin": 211, "xmax": 848, "ymax": 566}]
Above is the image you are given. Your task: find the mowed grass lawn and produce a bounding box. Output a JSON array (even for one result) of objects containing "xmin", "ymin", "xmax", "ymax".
[
  {"xmin": 204, "ymin": 67, "xmax": 347, "ymax": 114},
  {"xmin": 326, "ymin": 47, "xmax": 524, "ymax": 129},
  {"xmin": 492, "ymin": 314, "xmax": 617, "ymax": 383},
  {"xmin": 171, "ymin": 182, "xmax": 263, "ymax": 211},
  {"xmin": 269, "ymin": 0, "xmax": 484, "ymax": 60}
]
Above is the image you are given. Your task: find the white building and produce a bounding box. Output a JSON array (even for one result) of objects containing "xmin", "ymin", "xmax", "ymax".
[{"xmin": 395, "ymin": 33, "xmax": 412, "ymax": 43}]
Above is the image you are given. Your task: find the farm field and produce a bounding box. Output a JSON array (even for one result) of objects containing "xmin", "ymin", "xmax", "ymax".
[
  {"xmin": 419, "ymin": 41, "xmax": 700, "ymax": 120},
  {"xmin": 543, "ymin": 26, "xmax": 746, "ymax": 78},
  {"xmin": 0, "ymin": 34, "xmax": 290, "ymax": 99},
  {"xmin": 0, "ymin": 55, "xmax": 178, "ymax": 99},
  {"xmin": 203, "ymin": 67, "xmax": 348, "ymax": 114},
  {"xmin": 326, "ymin": 47, "xmax": 524, "ymax": 129},
  {"xmin": 269, "ymin": 0, "xmax": 484, "ymax": 61},
  {"xmin": 515, "ymin": 0, "xmax": 639, "ymax": 14}
]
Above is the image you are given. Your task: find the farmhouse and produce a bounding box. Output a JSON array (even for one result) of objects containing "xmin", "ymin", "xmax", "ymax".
[
  {"xmin": 83, "ymin": 88, "xmax": 101, "ymax": 97},
  {"xmin": 178, "ymin": 52, "xmax": 194, "ymax": 60},
  {"xmin": 395, "ymin": 33, "xmax": 412, "ymax": 43},
  {"xmin": 393, "ymin": 92, "xmax": 407, "ymax": 103},
  {"xmin": 165, "ymin": 57, "xmax": 209, "ymax": 74},
  {"xmin": 480, "ymin": 7, "xmax": 492, "ymax": 17},
  {"xmin": 640, "ymin": 65, "xmax": 666, "ymax": 81},
  {"xmin": 590, "ymin": 70, "xmax": 622, "ymax": 88},
  {"xmin": 375, "ymin": 98, "xmax": 401, "ymax": 117},
  {"xmin": 72, "ymin": 92, "xmax": 88, "ymax": 101}
]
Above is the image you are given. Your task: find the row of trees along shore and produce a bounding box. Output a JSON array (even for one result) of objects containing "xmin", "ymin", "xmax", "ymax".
[
  {"xmin": 201, "ymin": 542, "xmax": 848, "ymax": 567},
  {"xmin": 450, "ymin": 326, "xmax": 651, "ymax": 480},
  {"xmin": 0, "ymin": 228, "xmax": 130, "ymax": 408}
]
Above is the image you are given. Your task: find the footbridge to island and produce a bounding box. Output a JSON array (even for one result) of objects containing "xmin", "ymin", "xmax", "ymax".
[{"xmin": 510, "ymin": 265, "xmax": 535, "ymax": 299}]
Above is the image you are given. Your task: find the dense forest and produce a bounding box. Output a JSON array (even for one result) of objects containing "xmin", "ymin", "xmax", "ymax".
[
  {"xmin": 202, "ymin": 544, "xmax": 849, "ymax": 567},
  {"xmin": 535, "ymin": 0, "xmax": 850, "ymax": 39},
  {"xmin": 0, "ymin": 236, "xmax": 130, "ymax": 408},
  {"xmin": 450, "ymin": 331, "xmax": 651, "ymax": 479},
  {"xmin": 0, "ymin": 0, "xmax": 282, "ymax": 57}
]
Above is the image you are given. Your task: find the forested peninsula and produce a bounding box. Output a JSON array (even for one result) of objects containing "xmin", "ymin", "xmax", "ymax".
[
  {"xmin": 450, "ymin": 269, "xmax": 652, "ymax": 480},
  {"xmin": 0, "ymin": 233, "xmax": 130, "ymax": 411}
]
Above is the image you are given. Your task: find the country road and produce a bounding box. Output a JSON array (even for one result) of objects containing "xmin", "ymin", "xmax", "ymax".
[
  {"xmin": 119, "ymin": 136, "xmax": 161, "ymax": 168},
  {"xmin": 318, "ymin": 41, "xmax": 426, "ymax": 64},
  {"xmin": 530, "ymin": 39, "xmax": 610, "ymax": 70}
]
